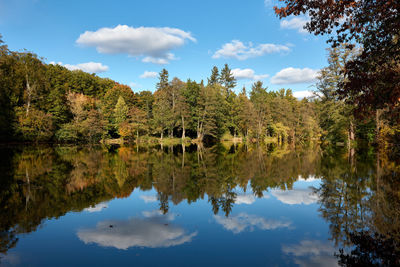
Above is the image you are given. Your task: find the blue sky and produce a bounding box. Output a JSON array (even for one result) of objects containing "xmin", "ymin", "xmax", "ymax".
[{"xmin": 0, "ymin": 0, "xmax": 330, "ymax": 97}]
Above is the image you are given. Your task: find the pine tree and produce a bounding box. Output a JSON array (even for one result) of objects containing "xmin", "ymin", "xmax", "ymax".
[
  {"xmin": 220, "ymin": 64, "xmax": 236, "ymax": 90},
  {"xmin": 316, "ymin": 45, "xmax": 357, "ymax": 146},
  {"xmin": 156, "ymin": 68, "xmax": 169, "ymax": 91},
  {"xmin": 208, "ymin": 66, "xmax": 220, "ymax": 86}
]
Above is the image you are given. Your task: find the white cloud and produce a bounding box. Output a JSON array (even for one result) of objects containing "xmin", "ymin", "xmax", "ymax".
[
  {"xmin": 50, "ymin": 61, "xmax": 109, "ymax": 73},
  {"xmin": 282, "ymin": 240, "xmax": 339, "ymax": 267},
  {"xmin": 212, "ymin": 40, "xmax": 290, "ymax": 60},
  {"xmin": 235, "ymin": 194, "xmax": 256, "ymax": 205},
  {"xmin": 270, "ymin": 67, "xmax": 319, "ymax": 84},
  {"xmin": 231, "ymin": 68, "xmax": 269, "ymax": 81},
  {"xmin": 271, "ymin": 187, "xmax": 319, "ymax": 205},
  {"xmin": 84, "ymin": 202, "xmax": 108, "ymax": 213},
  {"xmin": 140, "ymin": 195, "xmax": 158, "ymax": 203},
  {"xmin": 280, "ymin": 17, "xmax": 309, "ymax": 34},
  {"xmin": 140, "ymin": 71, "xmax": 158, "ymax": 79},
  {"xmin": 77, "ymin": 211, "xmax": 196, "ymax": 249},
  {"xmin": 293, "ymin": 90, "xmax": 315, "ymax": 99},
  {"xmin": 76, "ymin": 25, "xmax": 195, "ymax": 64},
  {"xmin": 214, "ymin": 213, "xmax": 291, "ymax": 234}
]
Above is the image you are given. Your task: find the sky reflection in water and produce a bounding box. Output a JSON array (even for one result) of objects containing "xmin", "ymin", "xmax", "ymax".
[{"xmin": 0, "ymin": 144, "xmax": 398, "ymax": 266}]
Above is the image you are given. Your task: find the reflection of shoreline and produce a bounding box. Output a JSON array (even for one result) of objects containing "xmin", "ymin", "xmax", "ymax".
[{"xmin": 77, "ymin": 210, "xmax": 197, "ymax": 249}]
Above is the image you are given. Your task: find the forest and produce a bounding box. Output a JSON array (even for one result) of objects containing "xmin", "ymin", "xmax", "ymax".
[{"xmin": 0, "ymin": 35, "xmax": 398, "ymax": 149}]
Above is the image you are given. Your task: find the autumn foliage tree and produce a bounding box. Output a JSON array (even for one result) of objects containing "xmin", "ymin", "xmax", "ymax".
[{"xmin": 274, "ymin": 0, "xmax": 400, "ymax": 119}]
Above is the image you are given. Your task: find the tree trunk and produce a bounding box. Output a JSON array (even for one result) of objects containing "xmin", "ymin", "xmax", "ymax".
[
  {"xmin": 348, "ymin": 120, "xmax": 355, "ymax": 150},
  {"xmin": 25, "ymin": 73, "xmax": 32, "ymax": 116},
  {"xmin": 181, "ymin": 144, "xmax": 185, "ymax": 169},
  {"xmin": 376, "ymin": 109, "xmax": 381, "ymax": 143},
  {"xmin": 25, "ymin": 167, "xmax": 32, "ymax": 211},
  {"xmin": 196, "ymin": 120, "xmax": 200, "ymax": 140},
  {"xmin": 181, "ymin": 116, "xmax": 185, "ymax": 140},
  {"xmin": 161, "ymin": 130, "xmax": 163, "ymax": 140},
  {"xmin": 197, "ymin": 120, "xmax": 204, "ymax": 141}
]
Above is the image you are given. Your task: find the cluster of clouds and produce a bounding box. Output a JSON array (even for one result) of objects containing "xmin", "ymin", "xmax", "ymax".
[
  {"xmin": 212, "ymin": 40, "xmax": 290, "ymax": 60},
  {"xmin": 229, "ymin": 66, "xmax": 318, "ymax": 86},
  {"xmin": 263, "ymin": 0, "xmax": 309, "ymax": 33},
  {"xmin": 77, "ymin": 210, "xmax": 196, "ymax": 249},
  {"xmin": 50, "ymin": 61, "xmax": 109, "ymax": 73},
  {"xmin": 76, "ymin": 25, "xmax": 196, "ymax": 65},
  {"xmin": 51, "ymin": 14, "xmax": 317, "ymax": 88},
  {"xmin": 140, "ymin": 71, "xmax": 158, "ymax": 79},
  {"xmin": 280, "ymin": 17, "xmax": 309, "ymax": 34},
  {"xmin": 270, "ymin": 67, "xmax": 319, "ymax": 84},
  {"xmin": 231, "ymin": 68, "xmax": 269, "ymax": 81}
]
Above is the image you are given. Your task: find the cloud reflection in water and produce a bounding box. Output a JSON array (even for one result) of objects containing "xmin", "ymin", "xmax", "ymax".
[
  {"xmin": 214, "ymin": 213, "xmax": 292, "ymax": 234},
  {"xmin": 282, "ymin": 240, "xmax": 339, "ymax": 267},
  {"xmin": 271, "ymin": 187, "xmax": 319, "ymax": 205},
  {"xmin": 77, "ymin": 210, "xmax": 197, "ymax": 249}
]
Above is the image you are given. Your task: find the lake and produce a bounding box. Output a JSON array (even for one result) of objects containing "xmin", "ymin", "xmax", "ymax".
[{"xmin": 0, "ymin": 143, "xmax": 399, "ymax": 266}]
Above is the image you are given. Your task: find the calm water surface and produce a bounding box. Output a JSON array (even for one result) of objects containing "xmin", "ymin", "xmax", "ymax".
[{"xmin": 0, "ymin": 144, "xmax": 399, "ymax": 266}]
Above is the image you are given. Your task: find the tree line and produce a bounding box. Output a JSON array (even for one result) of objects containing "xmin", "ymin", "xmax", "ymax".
[{"xmin": 0, "ymin": 34, "xmax": 397, "ymax": 147}]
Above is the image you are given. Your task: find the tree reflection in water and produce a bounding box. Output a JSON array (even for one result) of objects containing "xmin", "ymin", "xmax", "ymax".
[
  {"xmin": 0, "ymin": 143, "xmax": 398, "ymax": 265},
  {"xmin": 315, "ymin": 148, "xmax": 400, "ymax": 266}
]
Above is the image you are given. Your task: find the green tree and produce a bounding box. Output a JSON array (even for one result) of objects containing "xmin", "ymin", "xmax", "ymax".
[
  {"xmin": 250, "ymin": 81, "xmax": 269, "ymax": 140},
  {"xmin": 220, "ymin": 64, "xmax": 236, "ymax": 91},
  {"xmin": 0, "ymin": 35, "xmax": 17, "ymax": 140},
  {"xmin": 274, "ymin": 0, "xmax": 400, "ymax": 124},
  {"xmin": 208, "ymin": 66, "xmax": 220, "ymax": 86},
  {"xmin": 316, "ymin": 45, "xmax": 359, "ymax": 146},
  {"xmin": 236, "ymin": 87, "xmax": 255, "ymax": 139},
  {"xmin": 113, "ymin": 96, "xmax": 129, "ymax": 126},
  {"xmin": 14, "ymin": 107, "xmax": 54, "ymax": 142},
  {"xmin": 156, "ymin": 68, "xmax": 169, "ymax": 91}
]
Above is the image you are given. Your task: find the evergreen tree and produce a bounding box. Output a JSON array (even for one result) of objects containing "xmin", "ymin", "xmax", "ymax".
[
  {"xmin": 220, "ymin": 64, "xmax": 236, "ymax": 90},
  {"xmin": 208, "ymin": 66, "xmax": 220, "ymax": 86},
  {"xmin": 156, "ymin": 68, "xmax": 169, "ymax": 91},
  {"xmin": 316, "ymin": 45, "xmax": 358, "ymax": 146}
]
